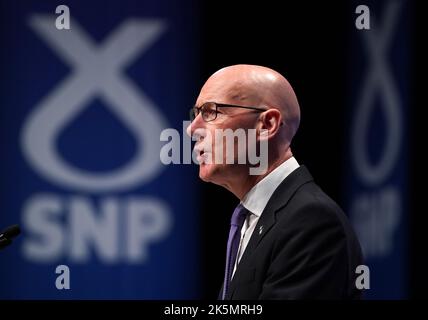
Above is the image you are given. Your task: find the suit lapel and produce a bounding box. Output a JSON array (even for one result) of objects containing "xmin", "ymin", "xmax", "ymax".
[{"xmin": 226, "ymin": 165, "xmax": 314, "ymax": 299}]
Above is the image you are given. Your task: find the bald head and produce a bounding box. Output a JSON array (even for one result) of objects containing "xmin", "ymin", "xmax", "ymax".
[{"xmin": 197, "ymin": 64, "xmax": 301, "ymax": 141}]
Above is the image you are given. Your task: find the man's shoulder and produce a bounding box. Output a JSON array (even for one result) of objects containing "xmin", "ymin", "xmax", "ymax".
[
  {"xmin": 262, "ymin": 165, "xmax": 356, "ymax": 236},
  {"xmin": 274, "ymin": 175, "xmax": 353, "ymax": 235}
]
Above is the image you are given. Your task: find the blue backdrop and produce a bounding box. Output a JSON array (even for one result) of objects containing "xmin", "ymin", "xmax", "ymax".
[{"xmin": 0, "ymin": 0, "xmax": 200, "ymax": 299}]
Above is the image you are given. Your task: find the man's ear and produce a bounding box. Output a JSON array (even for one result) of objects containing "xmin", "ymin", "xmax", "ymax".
[{"xmin": 257, "ymin": 109, "xmax": 283, "ymax": 140}]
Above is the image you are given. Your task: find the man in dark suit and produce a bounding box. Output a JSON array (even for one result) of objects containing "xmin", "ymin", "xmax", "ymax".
[{"xmin": 187, "ymin": 65, "xmax": 363, "ymax": 299}]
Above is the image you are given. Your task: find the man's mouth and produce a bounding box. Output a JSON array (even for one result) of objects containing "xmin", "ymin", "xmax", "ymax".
[
  {"xmin": 197, "ymin": 150, "xmax": 205, "ymax": 163},
  {"xmin": 196, "ymin": 148, "xmax": 208, "ymax": 164},
  {"xmin": 194, "ymin": 143, "xmax": 209, "ymax": 164}
]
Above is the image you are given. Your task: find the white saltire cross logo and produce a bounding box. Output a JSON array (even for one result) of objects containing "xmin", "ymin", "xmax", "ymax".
[
  {"xmin": 21, "ymin": 15, "xmax": 168, "ymax": 192},
  {"xmin": 352, "ymin": 2, "xmax": 402, "ymax": 186}
]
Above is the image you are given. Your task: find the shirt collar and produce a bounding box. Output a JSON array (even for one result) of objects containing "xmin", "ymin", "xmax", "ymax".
[{"xmin": 241, "ymin": 156, "xmax": 300, "ymax": 217}]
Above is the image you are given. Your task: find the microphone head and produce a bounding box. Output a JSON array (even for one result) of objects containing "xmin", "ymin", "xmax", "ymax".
[{"xmin": 1, "ymin": 224, "xmax": 21, "ymax": 239}]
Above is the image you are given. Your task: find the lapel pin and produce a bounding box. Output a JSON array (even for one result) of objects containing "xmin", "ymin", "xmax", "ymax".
[{"xmin": 259, "ymin": 225, "xmax": 263, "ymax": 235}]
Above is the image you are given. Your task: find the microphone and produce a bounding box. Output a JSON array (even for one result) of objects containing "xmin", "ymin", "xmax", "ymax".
[{"xmin": 0, "ymin": 224, "xmax": 21, "ymax": 250}]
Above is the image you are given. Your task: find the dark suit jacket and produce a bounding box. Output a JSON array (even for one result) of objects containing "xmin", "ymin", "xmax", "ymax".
[{"xmin": 220, "ymin": 165, "xmax": 363, "ymax": 299}]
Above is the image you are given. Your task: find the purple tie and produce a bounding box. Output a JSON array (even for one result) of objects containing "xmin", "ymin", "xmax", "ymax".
[{"xmin": 222, "ymin": 203, "xmax": 248, "ymax": 300}]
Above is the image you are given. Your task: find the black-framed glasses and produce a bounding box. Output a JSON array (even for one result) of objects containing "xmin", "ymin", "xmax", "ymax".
[{"xmin": 189, "ymin": 102, "xmax": 267, "ymax": 122}]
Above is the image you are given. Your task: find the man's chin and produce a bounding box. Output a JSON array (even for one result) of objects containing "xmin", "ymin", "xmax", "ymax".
[
  {"xmin": 198, "ymin": 163, "xmax": 221, "ymax": 183},
  {"xmin": 198, "ymin": 164, "xmax": 212, "ymax": 182}
]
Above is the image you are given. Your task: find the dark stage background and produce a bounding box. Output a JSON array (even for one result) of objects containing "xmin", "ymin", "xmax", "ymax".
[{"xmin": 0, "ymin": 0, "xmax": 423, "ymax": 300}]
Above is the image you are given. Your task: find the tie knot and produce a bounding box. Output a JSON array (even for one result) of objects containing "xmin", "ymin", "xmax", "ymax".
[{"xmin": 231, "ymin": 204, "xmax": 248, "ymax": 227}]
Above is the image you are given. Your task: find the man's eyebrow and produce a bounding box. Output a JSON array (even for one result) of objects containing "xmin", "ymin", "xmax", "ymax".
[
  {"xmin": 195, "ymin": 102, "xmax": 215, "ymax": 109},
  {"xmin": 193, "ymin": 103, "xmax": 205, "ymax": 109},
  {"xmin": 194, "ymin": 102, "xmax": 207, "ymax": 108}
]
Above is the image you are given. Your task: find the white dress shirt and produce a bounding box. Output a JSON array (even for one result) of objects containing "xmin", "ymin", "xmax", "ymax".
[{"xmin": 232, "ymin": 156, "xmax": 300, "ymax": 277}]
